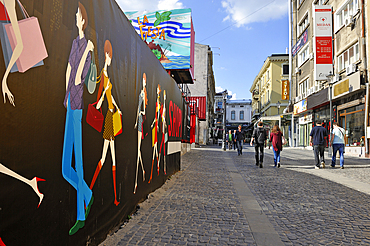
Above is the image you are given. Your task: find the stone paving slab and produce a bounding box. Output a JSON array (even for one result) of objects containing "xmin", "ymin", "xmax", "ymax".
[{"xmin": 99, "ymin": 145, "xmax": 370, "ymax": 245}]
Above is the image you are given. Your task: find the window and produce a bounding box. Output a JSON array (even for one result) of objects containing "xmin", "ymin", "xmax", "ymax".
[
  {"xmin": 240, "ymin": 111, "xmax": 244, "ymax": 120},
  {"xmin": 337, "ymin": 42, "xmax": 359, "ymax": 71},
  {"xmin": 231, "ymin": 110, "xmax": 235, "ymax": 120},
  {"xmin": 283, "ymin": 64, "xmax": 289, "ymax": 75},
  {"xmin": 298, "ymin": 43, "xmax": 310, "ymax": 67},
  {"xmin": 299, "ymin": 78, "xmax": 309, "ymax": 96},
  {"xmin": 314, "ymin": 0, "xmax": 327, "ymax": 5},
  {"xmin": 335, "ymin": 0, "xmax": 359, "ymax": 31},
  {"xmin": 266, "ymin": 70, "xmax": 270, "ymax": 81},
  {"xmin": 298, "ymin": 15, "xmax": 309, "ymax": 35}
]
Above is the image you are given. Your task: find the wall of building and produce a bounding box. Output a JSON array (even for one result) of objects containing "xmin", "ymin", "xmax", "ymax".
[{"xmin": 0, "ymin": 1, "xmax": 184, "ymax": 245}]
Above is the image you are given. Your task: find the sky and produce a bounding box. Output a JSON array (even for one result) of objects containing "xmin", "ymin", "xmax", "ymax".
[{"xmin": 116, "ymin": 0, "xmax": 289, "ymax": 100}]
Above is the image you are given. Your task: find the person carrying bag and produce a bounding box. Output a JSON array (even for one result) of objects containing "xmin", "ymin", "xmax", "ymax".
[
  {"xmin": 270, "ymin": 125, "xmax": 284, "ymax": 168},
  {"xmin": 330, "ymin": 122, "xmax": 345, "ymax": 169},
  {"xmin": 250, "ymin": 121, "xmax": 267, "ymax": 168}
]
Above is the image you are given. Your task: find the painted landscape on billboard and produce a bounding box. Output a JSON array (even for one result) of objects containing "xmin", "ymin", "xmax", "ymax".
[{"xmin": 125, "ymin": 8, "xmax": 192, "ymax": 70}]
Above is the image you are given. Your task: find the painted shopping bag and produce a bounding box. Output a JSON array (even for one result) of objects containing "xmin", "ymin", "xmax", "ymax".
[
  {"xmin": 5, "ymin": 3, "xmax": 47, "ymax": 73},
  {"xmin": 0, "ymin": 21, "xmax": 43, "ymax": 73}
]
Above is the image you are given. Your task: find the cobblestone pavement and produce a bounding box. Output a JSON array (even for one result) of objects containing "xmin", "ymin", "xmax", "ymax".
[{"xmin": 100, "ymin": 145, "xmax": 370, "ymax": 245}]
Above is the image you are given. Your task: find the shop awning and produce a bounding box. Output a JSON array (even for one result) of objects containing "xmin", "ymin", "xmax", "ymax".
[{"xmin": 307, "ymin": 87, "xmax": 328, "ymax": 109}]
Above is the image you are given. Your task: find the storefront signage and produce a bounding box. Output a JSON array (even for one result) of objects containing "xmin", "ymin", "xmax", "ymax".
[
  {"xmin": 313, "ymin": 5, "xmax": 333, "ymax": 81},
  {"xmin": 333, "ymin": 72, "xmax": 361, "ymax": 99},
  {"xmin": 292, "ymin": 29, "xmax": 308, "ymax": 57},
  {"xmin": 282, "ymin": 80, "xmax": 289, "ymax": 100},
  {"xmin": 299, "ymin": 114, "xmax": 312, "ymax": 125},
  {"xmin": 293, "ymin": 99, "xmax": 307, "ymax": 115}
]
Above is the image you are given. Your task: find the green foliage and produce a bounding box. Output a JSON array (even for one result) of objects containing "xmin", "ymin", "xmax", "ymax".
[
  {"xmin": 152, "ymin": 49, "xmax": 162, "ymax": 59},
  {"xmin": 154, "ymin": 11, "xmax": 172, "ymax": 27}
]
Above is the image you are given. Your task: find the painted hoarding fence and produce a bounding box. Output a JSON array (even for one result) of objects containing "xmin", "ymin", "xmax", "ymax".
[
  {"xmin": 125, "ymin": 8, "xmax": 192, "ymax": 70},
  {"xmin": 0, "ymin": 0, "xmax": 183, "ymax": 245}
]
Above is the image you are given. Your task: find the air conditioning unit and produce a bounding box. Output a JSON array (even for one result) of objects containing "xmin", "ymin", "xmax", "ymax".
[
  {"xmin": 346, "ymin": 64, "xmax": 356, "ymax": 75},
  {"xmin": 309, "ymin": 53, "xmax": 314, "ymax": 60},
  {"xmin": 298, "ymin": 95, "xmax": 302, "ymax": 101},
  {"xmin": 295, "ymin": 67, "xmax": 299, "ymax": 74},
  {"xmin": 295, "ymin": 96, "xmax": 299, "ymax": 103},
  {"xmin": 345, "ymin": 15, "xmax": 354, "ymax": 27}
]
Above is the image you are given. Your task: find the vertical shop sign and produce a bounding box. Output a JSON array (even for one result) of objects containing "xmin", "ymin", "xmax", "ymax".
[
  {"xmin": 313, "ymin": 5, "xmax": 333, "ymax": 80},
  {"xmin": 282, "ymin": 80, "xmax": 289, "ymax": 100}
]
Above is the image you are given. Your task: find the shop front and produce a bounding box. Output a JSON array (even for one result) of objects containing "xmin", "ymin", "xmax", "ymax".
[
  {"xmin": 294, "ymin": 99, "xmax": 310, "ymax": 147},
  {"xmin": 332, "ymin": 72, "xmax": 365, "ymax": 156},
  {"xmin": 299, "ymin": 113, "xmax": 313, "ymax": 147}
]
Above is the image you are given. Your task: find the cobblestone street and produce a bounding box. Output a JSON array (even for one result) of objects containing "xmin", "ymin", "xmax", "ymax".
[{"xmin": 100, "ymin": 146, "xmax": 370, "ymax": 245}]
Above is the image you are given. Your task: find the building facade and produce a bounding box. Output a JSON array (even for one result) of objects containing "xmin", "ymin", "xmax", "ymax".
[
  {"xmin": 188, "ymin": 43, "xmax": 216, "ymax": 145},
  {"xmin": 290, "ymin": 0, "xmax": 367, "ymax": 155},
  {"xmin": 225, "ymin": 99, "xmax": 252, "ymax": 131},
  {"xmin": 250, "ymin": 54, "xmax": 290, "ymax": 121}
]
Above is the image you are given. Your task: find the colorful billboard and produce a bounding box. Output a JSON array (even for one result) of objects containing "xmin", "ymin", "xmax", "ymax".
[{"xmin": 125, "ymin": 8, "xmax": 193, "ymax": 70}]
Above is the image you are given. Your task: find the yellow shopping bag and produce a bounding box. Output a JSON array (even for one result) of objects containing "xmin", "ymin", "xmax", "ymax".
[{"xmin": 113, "ymin": 111, "xmax": 122, "ymax": 136}]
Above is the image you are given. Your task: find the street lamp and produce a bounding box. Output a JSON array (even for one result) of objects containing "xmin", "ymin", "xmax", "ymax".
[
  {"xmin": 277, "ymin": 101, "xmax": 281, "ymax": 115},
  {"xmin": 222, "ymin": 90, "xmax": 227, "ymax": 151},
  {"xmin": 326, "ymin": 71, "xmax": 335, "ymax": 155}
]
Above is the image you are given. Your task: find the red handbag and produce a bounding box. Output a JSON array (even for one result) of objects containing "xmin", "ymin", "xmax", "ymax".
[{"xmin": 86, "ymin": 102, "xmax": 104, "ymax": 132}]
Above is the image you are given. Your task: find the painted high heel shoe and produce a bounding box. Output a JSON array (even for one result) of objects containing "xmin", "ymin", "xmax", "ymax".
[{"xmin": 30, "ymin": 177, "xmax": 45, "ymax": 208}]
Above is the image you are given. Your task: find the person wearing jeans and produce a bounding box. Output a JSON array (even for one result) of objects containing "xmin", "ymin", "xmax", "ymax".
[
  {"xmin": 235, "ymin": 125, "xmax": 244, "ymax": 155},
  {"xmin": 270, "ymin": 125, "xmax": 283, "ymax": 168},
  {"xmin": 330, "ymin": 122, "xmax": 345, "ymax": 169},
  {"xmin": 309, "ymin": 120, "xmax": 328, "ymax": 169},
  {"xmin": 250, "ymin": 121, "xmax": 267, "ymax": 168}
]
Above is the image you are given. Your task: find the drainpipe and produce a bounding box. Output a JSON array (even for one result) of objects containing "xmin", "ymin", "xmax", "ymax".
[
  {"xmin": 289, "ymin": 0, "xmax": 293, "ymax": 147},
  {"xmin": 361, "ymin": 0, "xmax": 368, "ymax": 155}
]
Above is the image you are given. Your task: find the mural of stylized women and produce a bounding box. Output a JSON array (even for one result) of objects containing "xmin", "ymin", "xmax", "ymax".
[
  {"xmin": 89, "ymin": 40, "xmax": 121, "ymax": 206},
  {"xmin": 133, "ymin": 73, "xmax": 148, "ymax": 194},
  {"xmin": 61, "ymin": 2, "xmax": 94, "ymax": 236},
  {"xmin": 158, "ymin": 90, "xmax": 167, "ymax": 174},
  {"xmin": 0, "ymin": 0, "xmax": 22, "ymax": 106},
  {"xmin": 148, "ymin": 85, "xmax": 160, "ymax": 183},
  {"xmin": 0, "ymin": 163, "xmax": 44, "ymax": 207}
]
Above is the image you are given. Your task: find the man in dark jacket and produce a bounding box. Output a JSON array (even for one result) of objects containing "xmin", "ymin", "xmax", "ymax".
[
  {"xmin": 310, "ymin": 120, "xmax": 328, "ymax": 169},
  {"xmin": 235, "ymin": 125, "xmax": 244, "ymax": 155},
  {"xmin": 250, "ymin": 121, "xmax": 267, "ymax": 168}
]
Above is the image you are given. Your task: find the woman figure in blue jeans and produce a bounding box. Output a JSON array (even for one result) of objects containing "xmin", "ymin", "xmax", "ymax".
[
  {"xmin": 330, "ymin": 122, "xmax": 345, "ymax": 169},
  {"xmin": 269, "ymin": 125, "xmax": 284, "ymax": 168}
]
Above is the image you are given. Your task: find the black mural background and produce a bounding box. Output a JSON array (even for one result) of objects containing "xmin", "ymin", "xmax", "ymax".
[{"xmin": 0, "ymin": 0, "xmax": 183, "ymax": 245}]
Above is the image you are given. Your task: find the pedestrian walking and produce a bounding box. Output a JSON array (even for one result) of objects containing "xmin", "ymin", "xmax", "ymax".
[
  {"xmin": 235, "ymin": 125, "xmax": 244, "ymax": 155},
  {"xmin": 227, "ymin": 130, "xmax": 233, "ymax": 150},
  {"xmin": 269, "ymin": 125, "xmax": 285, "ymax": 168},
  {"xmin": 330, "ymin": 122, "xmax": 345, "ymax": 169},
  {"xmin": 309, "ymin": 120, "xmax": 328, "ymax": 169},
  {"xmin": 250, "ymin": 122, "xmax": 267, "ymax": 168},
  {"xmin": 233, "ymin": 130, "xmax": 237, "ymax": 150}
]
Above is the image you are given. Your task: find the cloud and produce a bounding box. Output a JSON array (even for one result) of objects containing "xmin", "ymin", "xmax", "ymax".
[
  {"xmin": 216, "ymin": 86, "xmax": 237, "ymax": 99},
  {"xmin": 221, "ymin": 0, "xmax": 288, "ymax": 27},
  {"xmin": 116, "ymin": 0, "xmax": 184, "ymax": 11},
  {"xmin": 216, "ymin": 86, "xmax": 224, "ymax": 93}
]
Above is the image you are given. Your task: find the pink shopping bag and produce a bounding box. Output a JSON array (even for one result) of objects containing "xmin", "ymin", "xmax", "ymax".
[{"xmin": 5, "ymin": 16, "xmax": 48, "ymax": 73}]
